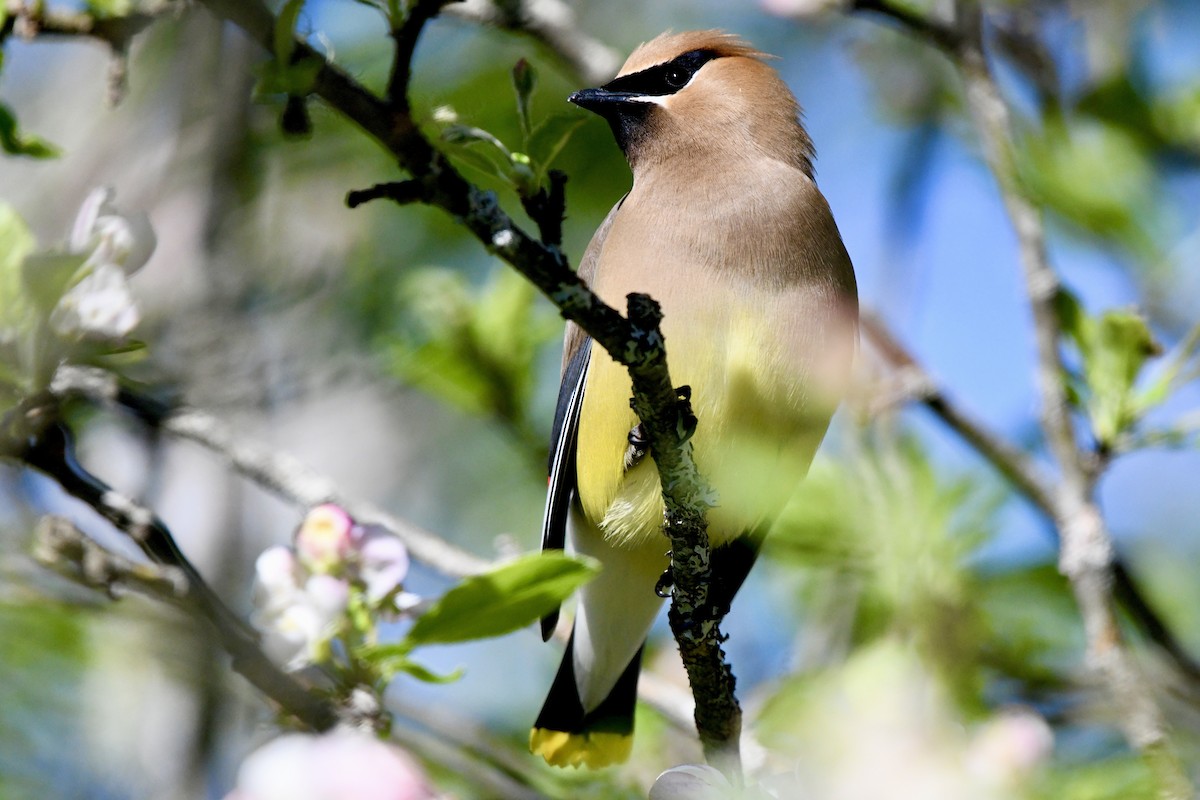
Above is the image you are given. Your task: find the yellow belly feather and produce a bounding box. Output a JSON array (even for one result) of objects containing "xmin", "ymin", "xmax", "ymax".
[{"xmin": 576, "ymin": 304, "xmax": 824, "ymax": 550}]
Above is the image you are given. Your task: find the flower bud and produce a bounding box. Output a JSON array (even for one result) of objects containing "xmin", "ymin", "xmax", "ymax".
[{"xmin": 296, "ymin": 504, "xmax": 356, "ymax": 573}]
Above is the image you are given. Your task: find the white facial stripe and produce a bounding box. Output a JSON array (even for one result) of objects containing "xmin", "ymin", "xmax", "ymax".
[{"xmin": 627, "ymin": 95, "xmax": 669, "ymax": 107}]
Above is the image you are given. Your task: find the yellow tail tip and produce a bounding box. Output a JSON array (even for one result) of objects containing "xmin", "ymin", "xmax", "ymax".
[{"xmin": 530, "ymin": 727, "xmax": 633, "ymax": 769}]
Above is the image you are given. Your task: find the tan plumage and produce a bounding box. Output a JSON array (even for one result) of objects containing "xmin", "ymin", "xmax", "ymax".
[{"xmin": 532, "ymin": 30, "xmax": 858, "ymax": 768}]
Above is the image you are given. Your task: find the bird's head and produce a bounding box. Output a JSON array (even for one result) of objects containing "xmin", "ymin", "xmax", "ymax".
[{"xmin": 569, "ymin": 30, "xmax": 815, "ymax": 176}]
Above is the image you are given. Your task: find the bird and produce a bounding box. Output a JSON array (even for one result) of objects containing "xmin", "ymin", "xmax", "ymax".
[{"xmin": 530, "ymin": 30, "xmax": 859, "ymax": 769}]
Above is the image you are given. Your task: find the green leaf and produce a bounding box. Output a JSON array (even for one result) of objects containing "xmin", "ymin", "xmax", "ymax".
[
  {"xmin": 1086, "ymin": 309, "xmax": 1160, "ymax": 444},
  {"xmin": 527, "ymin": 114, "xmax": 585, "ymax": 181},
  {"xmin": 274, "ymin": 0, "xmax": 305, "ymax": 66},
  {"xmin": 404, "ymin": 551, "xmax": 599, "ymax": 646},
  {"xmin": 254, "ymin": 55, "xmax": 323, "ymax": 97},
  {"xmin": 1134, "ymin": 322, "xmax": 1200, "ymax": 413},
  {"xmin": 441, "ymin": 124, "xmax": 512, "ymax": 157},
  {"xmin": 1053, "ymin": 286, "xmax": 1087, "ymax": 352},
  {"xmin": 0, "ymin": 204, "xmax": 35, "ymax": 328},
  {"xmin": 20, "ymin": 253, "xmax": 87, "ymax": 315},
  {"xmin": 1058, "ymin": 288, "xmax": 1163, "ymax": 445},
  {"xmin": 84, "ymin": 0, "xmax": 133, "ymax": 17},
  {"xmin": 389, "ymin": 266, "xmax": 557, "ymax": 424},
  {"xmin": 444, "ymin": 145, "xmax": 512, "ymax": 183},
  {"xmin": 393, "ymin": 659, "xmax": 464, "ymax": 684},
  {"xmin": 439, "ymin": 124, "xmax": 519, "ymax": 186},
  {"xmin": 357, "ymin": 643, "xmax": 465, "ymax": 683},
  {"xmin": 1017, "ymin": 118, "xmax": 1159, "ymax": 260},
  {"xmin": 0, "ymin": 103, "xmax": 60, "ymax": 159}
]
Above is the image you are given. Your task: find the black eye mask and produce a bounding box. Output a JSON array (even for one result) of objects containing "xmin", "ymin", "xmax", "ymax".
[{"xmin": 601, "ymin": 49, "xmax": 720, "ymax": 97}]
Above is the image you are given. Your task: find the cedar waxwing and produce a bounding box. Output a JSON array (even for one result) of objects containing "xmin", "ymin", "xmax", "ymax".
[{"xmin": 531, "ymin": 30, "xmax": 859, "ymax": 768}]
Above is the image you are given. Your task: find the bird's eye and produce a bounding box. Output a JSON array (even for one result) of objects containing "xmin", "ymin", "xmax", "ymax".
[{"xmin": 664, "ymin": 67, "xmax": 688, "ymax": 89}]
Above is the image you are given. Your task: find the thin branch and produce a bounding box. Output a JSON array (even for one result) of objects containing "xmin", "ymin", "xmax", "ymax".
[
  {"xmin": 386, "ymin": 0, "xmax": 456, "ymax": 112},
  {"xmin": 163, "ymin": 407, "xmax": 494, "ymax": 578},
  {"xmin": 861, "ymin": 313, "xmax": 1200, "ymax": 681},
  {"xmin": 849, "ymin": 0, "xmax": 963, "ymax": 55},
  {"xmin": 444, "ymin": 0, "xmax": 621, "ymax": 86},
  {"xmin": 33, "ymin": 514, "xmax": 189, "ymax": 600},
  {"xmin": 44, "ymin": 366, "xmax": 705, "ymax": 744},
  {"xmin": 3, "ymin": 0, "xmax": 169, "ymax": 39},
  {"xmin": 860, "ymin": 311, "xmax": 1058, "ymax": 517},
  {"xmin": 346, "ymin": 179, "xmax": 430, "ymax": 208},
  {"xmin": 15, "ymin": 420, "xmax": 339, "ymax": 732},
  {"xmin": 48, "ymin": 365, "xmax": 490, "ymax": 580}
]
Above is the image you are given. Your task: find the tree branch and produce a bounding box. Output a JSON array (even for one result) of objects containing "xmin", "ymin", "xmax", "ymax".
[
  {"xmin": 860, "ymin": 311, "xmax": 1058, "ymax": 517},
  {"xmin": 443, "ymin": 0, "xmax": 621, "ymax": 86},
  {"xmin": 850, "ymin": 2, "xmax": 1192, "ymax": 792},
  {"xmin": 48, "ymin": 365, "xmax": 491, "ymax": 580},
  {"xmin": 386, "ymin": 0, "xmax": 457, "ymax": 112},
  {"xmin": 12, "ymin": 418, "xmax": 339, "ymax": 732},
  {"xmin": 33, "ymin": 514, "xmax": 189, "ymax": 600},
  {"xmin": 2, "ymin": 0, "xmax": 170, "ymax": 41},
  {"xmin": 1, "ymin": 0, "xmax": 175, "ymax": 103},
  {"xmin": 848, "ymin": 0, "xmax": 963, "ymax": 55},
  {"xmin": 861, "ymin": 313, "xmax": 1200, "ymax": 682}
]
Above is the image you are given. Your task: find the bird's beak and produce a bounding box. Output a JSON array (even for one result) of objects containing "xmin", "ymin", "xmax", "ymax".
[{"xmin": 568, "ymin": 87, "xmax": 641, "ymax": 114}]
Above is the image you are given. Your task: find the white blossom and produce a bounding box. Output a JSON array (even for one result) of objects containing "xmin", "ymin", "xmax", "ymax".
[
  {"xmin": 49, "ymin": 188, "xmax": 156, "ymax": 341},
  {"xmin": 358, "ymin": 527, "xmax": 410, "ymax": 604},
  {"xmin": 252, "ymin": 548, "xmax": 349, "ymax": 671},
  {"xmin": 50, "ymin": 263, "xmax": 141, "ymax": 339},
  {"xmin": 649, "ymin": 765, "xmax": 736, "ymax": 800},
  {"xmin": 69, "ymin": 186, "xmax": 156, "ymax": 275}
]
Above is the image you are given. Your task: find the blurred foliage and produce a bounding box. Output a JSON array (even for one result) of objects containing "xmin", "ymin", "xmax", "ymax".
[
  {"xmin": 383, "ymin": 265, "xmax": 559, "ymax": 455},
  {"xmin": 0, "ymin": 101, "xmax": 60, "ymax": 159},
  {"xmin": 770, "ymin": 432, "xmax": 1014, "ymax": 709},
  {"xmin": 0, "ymin": 601, "xmax": 92, "ymax": 799},
  {"xmin": 857, "ymin": 1, "xmax": 1200, "ymax": 300}
]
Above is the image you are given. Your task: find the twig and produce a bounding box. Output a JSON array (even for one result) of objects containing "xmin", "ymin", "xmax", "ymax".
[
  {"xmin": 346, "ymin": 180, "xmax": 430, "ymax": 208},
  {"xmin": 386, "ymin": 0, "xmax": 457, "ymax": 112},
  {"xmin": 861, "ymin": 313, "xmax": 1200, "ymax": 681},
  {"xmin": 33, "ymin": 514, "xmax": 188, "ymax": 600},
  {"xmin": 15, "ymin": 419, "xmax": 339, "ymax": 732},
  {"xmin": 860, "ymin": 311, "xmax": 1058, "ymax": 516},
  {"xmin": 3, "ymin": 0, "xmax": 170, "ymax": 45},
  {"xmin": 953, "ymin": 7, "xmax": 1182, "ymax": 781},
  {"xmin": 443, "ymin": 0, "xmax": 621, "ymax": 86},
  {"xmin": 48, "ymin": 365, "xmax": 490, "ymax": 580},
  {"xmin": 849, "ymin": 0, "xmax": 963, "ymax": 55},
  {"xmin": 45, "ymin": 365, "xmax": 702, "ymax": 744}
]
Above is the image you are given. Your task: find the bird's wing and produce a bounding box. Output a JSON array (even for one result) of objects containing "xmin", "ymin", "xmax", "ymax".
[
  {"xmin": 539, "ymin": 338, "xmax": 590, "ymax": 641},
  {"xmin": 540, "ymin": 196, "xmax": 626, "ymax": 640},
  {"xmin": 560, "ymin": 194, "xmax": 626, "ymax": 371}
]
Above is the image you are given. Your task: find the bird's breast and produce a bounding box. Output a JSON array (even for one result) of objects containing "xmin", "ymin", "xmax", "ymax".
[{"xmin": 576, "ymin": 255, "xmax": 838, "ymax": 550}]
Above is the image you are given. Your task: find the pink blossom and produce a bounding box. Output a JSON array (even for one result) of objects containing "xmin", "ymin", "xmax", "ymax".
[
  {"xmin": 296, "ymin": 504, "xmax": 356, "ymax": 572},
  {"xmin": 226, "ymin": 730, "xmax": 435, "ymax": 800},
  {"xmin": 358, "ymin": 527, "xmax": 410, "ymax": 604}
]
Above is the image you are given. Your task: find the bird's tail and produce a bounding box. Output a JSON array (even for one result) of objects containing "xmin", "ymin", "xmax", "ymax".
[{"xmin": 530, "ymin": 633, "xmax": 644, "ymax": 769}]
